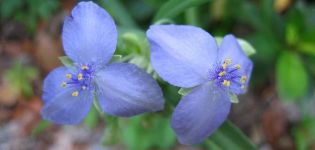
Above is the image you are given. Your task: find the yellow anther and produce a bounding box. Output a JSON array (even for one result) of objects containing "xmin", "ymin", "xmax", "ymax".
[
  {"xmin": 218, "ymin": 71, "xmax": 226, "ymax": 77},
  {"xmin": 222, "ymin": 63, "xmax": 228, "ymax": 69},
  {"xmin": 66, "ymin": 74, "xmax": 72, "ymax": 79},
  {"xmin": 222, "ymin": 58, "xmax": 231, "ymax": 69},
  {"xmin": 61, "ymin": 82, "xmax": 67, "ymax": 88},
  {"xmin": 77, "ymin": 73, "xmax": 83, "ymax": 80},
  {"xmin": 240, "ymin": 75, "xmax": 247, "ymax": 83},
  {"xmin": 224, "ymin": 58, "xmax": 231, "ymax": 65},
  {"xmin": 222, "ymin": 80, "xmax": 231, "ymax": 87},
  {"xmin": 72, "ymin": 91, "xmax": 79, "ymax": 97},
  {"xmin": 235, "ymin": 64, "xmax": 241, "ymax": 69},
  {"xmin": 81, "ymin": 65, "xmax": 89, "ymax": 70}
]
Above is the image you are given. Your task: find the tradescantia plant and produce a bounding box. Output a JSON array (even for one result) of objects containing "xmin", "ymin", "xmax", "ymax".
[{"xmin": 41, "ymin": 1, "xmax": 256, "ymax": 149}]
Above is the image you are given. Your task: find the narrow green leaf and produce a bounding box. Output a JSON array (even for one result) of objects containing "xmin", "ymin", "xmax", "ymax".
[
  {"xmin": 31, "ymin": 120, "xmax": 51, "ymax": 137},
  {"xmin": 97, "ymin": 0, "xmax": 137, "ymax": 28},
  {"xmin": 215, "ymin": 37, "xmax": 256, "ymax": 57},
  {"xmin": 276, "ymin": 51, "xmax": 309, "ymax": 101},
  {"xmin": 153, "ymin": 0, "xmax": 210, "ymax": 22},
  {"xmin": 185, "ymin": 7, "xmax": 200, "ymax": 26},
  {"xmin": 209, "ymin": 120, "xmax": 256, "ymax": 150},
  {"xmin": 59, "ymin": 56, "xmax": 74, "ymax": 67}
]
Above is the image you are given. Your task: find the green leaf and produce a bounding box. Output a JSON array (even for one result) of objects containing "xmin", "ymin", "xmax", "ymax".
[
  {"xmin": 97, "ymin": 0, "xmax": 137, "ymax": 28},
  {"xmin": 120, "ymin": 115, "xmax": 175, "ymax": 150},
  {"xmin": 208, "ymin": 120, "xmax": 256, "ymax": 150},
  {"xmin": 31, "ymin": 120, "xmax": 51, "ymax": 137},
  {"xmin": 178, "ymin": 88, "xmax": 192, "ymax": 96},
  {"xmin": 84, "ymin": 107, "xmax": 98, "ymax": 129},
  {"xmin": 102, "ymin": 117, "xmax": 120, "ymax": 145},
  {"xmin": 276, "ymin": 51, "xmax": 309, "ymax": 101},
  {"xmin": 59, "ymin": 56, "xmax": 74, "ymax": 67},
  {"xmin": 215, "ymin": 37, "xmax": 256, "ymax": 56},
  {"xmin": 294, "ymin": 116, "xmax": 315, "ymax": 150},
  {"xmin": 153, "ymin": 0, "xmax": 210, "ymax": 22},
  {"xmin": 285, "ymin": 6, "xmax": 305, "ymax": 45}
]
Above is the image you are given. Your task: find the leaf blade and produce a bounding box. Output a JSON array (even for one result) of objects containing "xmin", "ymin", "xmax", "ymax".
[{"xmin": 153, "ymin": 0, "xmax": 210, "ymax": 22}]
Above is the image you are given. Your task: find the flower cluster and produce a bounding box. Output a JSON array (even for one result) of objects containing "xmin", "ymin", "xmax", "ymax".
[{"xmin": 41, "ymin": 1, "xmax": 253, "ymax": 145}]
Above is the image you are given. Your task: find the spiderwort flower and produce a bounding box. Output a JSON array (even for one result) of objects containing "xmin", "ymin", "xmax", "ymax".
[
  {"xmin": 41, "ymin": 2, "xmax": 164, "ymax": 124},
  {"xmin": 147, "ymin": 25, "xmax": 253, "ymax": 145}
]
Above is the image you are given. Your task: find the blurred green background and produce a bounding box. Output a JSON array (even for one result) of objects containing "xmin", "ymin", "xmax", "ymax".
[{"xmin": 0, "ymin": 0, "xmax": 315, "ymax": 150}]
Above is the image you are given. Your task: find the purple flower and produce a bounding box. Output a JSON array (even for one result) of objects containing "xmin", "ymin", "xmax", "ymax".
[
  {"xmin": 147, "ymin": 25, "xmax": 253, "ymax": 145},
  {"xmin": 41, "ymin": 2, "xmax": 164, "ymax": 124}
]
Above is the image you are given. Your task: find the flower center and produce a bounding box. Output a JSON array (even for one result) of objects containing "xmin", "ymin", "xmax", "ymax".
[
  {"xmin": 210, "ymin": 58, "xmax": 247, "ymax": 90},
  {"xmin": 61, "ymin": 64, "xmax": 95, "ymax": 96}
]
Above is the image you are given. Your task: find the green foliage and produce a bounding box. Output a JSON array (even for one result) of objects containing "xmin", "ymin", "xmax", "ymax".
[
  {"xmin": 153, "ymin": 0, "xmax": 210, "ymax": 22},
  {"xmin": 84, "ymin": 107, "xmax": 99, "ymax": 129},
  {"xmin": 97, "ymin": 0, "xmax": 138, "ymax": 28},
  {"xmin": 120, "ymin": 115, "xmax": 175, "ymax": 150},
  {"xmin": 31, "ymin": 120, "xmax": 51, "ymax": 137},
  {"xmin": 4, "ymin": 61, "xmax": 38, "ymax": 97},
  {"xmin": 207, "ymin": 120, "xmax": 257, "ymax": 150},
  {"xmin": 276, "ymin": 51, "xmax": 309, "ymax": 101},
  {"xmin": 294, "ymin": 116, "xmax": 315, "ymax": 150},
  {"xmin": 285, "ymin": 5, "xmax": 305, "ymax": 46},
  {"xmin": 0, "ymin": 0, "xmax": 59, "ymax": 33}
]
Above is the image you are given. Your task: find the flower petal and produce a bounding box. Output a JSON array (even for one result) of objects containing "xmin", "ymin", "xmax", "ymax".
[
  {"xmin": 41, "ymin": 88, "xmax": 93, "ymax": 124},
  {"xmin": 171, "ymin": 82, "xmax": 231, "ymax": 145},
  {"xmin": 62, "ymin": 2, "xmax": 117, "ymax": 64},
  {"xmin": 94, "ymin": 63, "xmax": 164, "ymax": 117},
  {"xmin": 147, "ymin": 25, "xmax": 217, "ymax": 88},
  {"xmin": 218, "ymin": 34, "xmax": 253, "ymax": 94},
  {"xmin": 42, "ymin": 67, "xmax": 68, "ymax": 104}
]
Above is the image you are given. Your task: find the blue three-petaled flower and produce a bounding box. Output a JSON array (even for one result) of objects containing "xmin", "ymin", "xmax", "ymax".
[
  {"xmin": 41, "ymin": 2, "xmax": 164, "ymax": 124},
  {"xmin": 147, "ymin": 25, "xmax": 253, "ymax": 145}
]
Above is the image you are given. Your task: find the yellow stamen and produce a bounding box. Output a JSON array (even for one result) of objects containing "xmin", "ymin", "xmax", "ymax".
[
  {"xmin": 235, "ymin": 64, "xmax": 241, "ymax": 69},
  {"xmin": 66, "ymin": 74, "xmax": 72, "ymax": 79},
  {"xmin": 61, "ymin": 82, "xmax": 67, "ymax": 88},
  {"xmin": 72, "ymin": 91, "xmax": 79, "ymax": 97},
  {"xmin": 222, "ymin": 63, "xmax": 228, "ymax": 69},
  {"xmin": 222, "ymin": 80, "xmax": 231, "ymax": 87},
  {"xmin": 224, "ymin": 58, "xmax": 231, "ymax": 65},
  {"xmin": 218, "ymin": 71, "xmax": 226, "ymax": 77},
  {"xmin": 240, "ymin": 75, "xmax": 247, "ymax": 83},
  {"xmin": 77, "ymin": 73, "xmax": 83, "ymax": 80},
  {"xmin": 81, "ymin": 65, "xmax": 89, "ymax": 70},
  {"xmin": 222, "ymin": 58, "xmax": 231, "ymax": 69}
]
